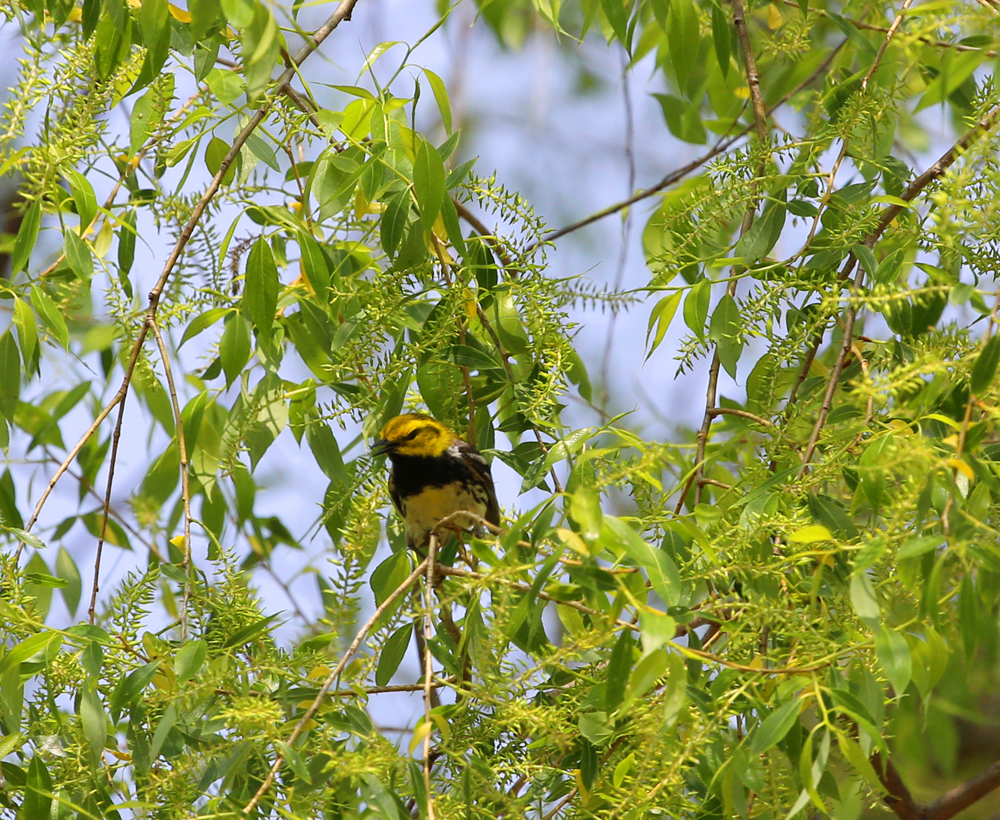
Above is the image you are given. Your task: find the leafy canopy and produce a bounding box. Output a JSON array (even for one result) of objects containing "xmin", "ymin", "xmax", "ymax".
[{"xmin": 1, "ymin": 0, "xmax": 1000, "ymax": 818}]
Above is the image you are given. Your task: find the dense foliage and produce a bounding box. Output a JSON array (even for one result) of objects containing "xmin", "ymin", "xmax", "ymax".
[{"xmin": 1, "ymin": 0, "xmax": 1000, "ymax": 818}]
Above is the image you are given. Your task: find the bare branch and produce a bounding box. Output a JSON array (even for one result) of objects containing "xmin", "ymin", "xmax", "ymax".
[
  {"xmin": 242, "ymin": 556, "xmax": 429, "ymax": 814},
  {"xmin": 149, "ymin": 317, "xmax": 193, "ymax": 639}
]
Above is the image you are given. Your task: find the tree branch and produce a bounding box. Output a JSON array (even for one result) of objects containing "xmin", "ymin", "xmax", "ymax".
[
  {"xmin": 242, "ymin": 555, "xmax": 429, "ymax": 814},
  {"xmin": 799, "ymin": 102, "xmax": 1000, "ymax": 469},
  {"xmin": 872, "ymin": 753, "xmax": 1000, "ymax": 820}
]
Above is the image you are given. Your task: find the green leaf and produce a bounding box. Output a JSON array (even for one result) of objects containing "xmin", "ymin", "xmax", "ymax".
[
  {"xmin": 376, "ymin": 623, "xmax": 412, "ymax": 686},
  {"xmin": 970, "ymin": 334, "xmax": 1000, "ymax": 395},
  {"xmin": 242, "ymin": 0, "xmax": 281, "ymax": 101},
  {"xmin": 850, "ymin": 572, "xmax": 879, "ymax": 621},
  {"xmin": 63, "ymin": 230, "xmax": 93, "ymax": 280},
  {"xmin": 711, "ymin": 2, "xmax": 730, "ymax": 77},
  {"xmin": 109, "ymin": 661, "xmax": 159, "ymax": 720},
  {"xmin": 897, "ymin": 535, "xmax": 941, "ymax": 560},
  {"xmin": 206, "ymin": 67, "xmax": 245, "ymax": 105},
  {"xmin": 601, "ymin": 0, "xmax": 631, "ymax": 51},
  {"xmin": 180, "ymin": 307, "xmax": 232, "ymax": 348},
  {"xmin": 733, "ymin": 205, "xmax": 786, "ymax": 262},
  {"xmin": 219, "ymin": 312, "xmax": 252, "ymax": 385},
  {"xmin": 413, "ymin": 136, "xmax": 446, "ymax": 226},
  {"xmin": 243, "ymin": 237, "xmax": 278, "ymax": 338},
  {"xmin": 138, "ymin": 0, "xmax": 169, "ymax": 81},
  {"xmin": 0, "ymin": 331, "xmax": 20, "ymax": 422},
  {"xmin": 66, "ymin": 170, "xmax": 97, "ymax": 230},
  {"xmin": 12, "ymin": 297, "xmax": 37, "ymax": 368},
  {"xmin": 23, "ymin": 755, "xmax": 53, "ymax": 820},
  {"xmin": 80, "ymin": 680, "xmax": 107, "ymax": 769},
  {"xmin": 605, "ymin": 629, "xmax": 634, "ymax": 713},
  {"xmin": 709, "ymin": 293, "xmax": 742, "ymax": 376},
  {"xmin": 569, "ymin": 486, "xmax": 603, "ymax": 541},
  {"xmin": 874, "ymin": 624, "xmax": 911, "ymax": 696},
  {"xmin": 174, "ymin": 639, "xmax": 207, "ymax": 682},
  {"xmin": 667, "ymin": 0, "xmax": 700, "ymax": 91},
  {"xmin": 205, "ymin": 136, "xmax": 237, "ymax": 185},
  {"xmin": 683, "ymin": 279, "xmax": 711, "ymax": 339},
  {"xmin": 646, "ymin": 291, "xmax": 682, "ymax": 357},
  {"xmin": 118, "ymin": 208, "xmax": 137, "ymax": 284},
  {"xmin": 751, "ymin": 697, "xmax": 802, "ymax": 753},
  {"xmin": 654, "ymin": 93, "xmax": 707, "ymax": 145},
  {"xmin": 30, "ymin": 287, "xmax": 68, "ymax": 350},
  {"xmin": 423, "ymin": 69, "xmax": 453, "ymax": 134},
  {"xmin": 602, "ymin": 516, "xmax": 681, "ymax": 606},
  {"xmin": 129, "ymin": 89, "xmax": 157, "ymax": 157},
  {"xmin": 298, "ymin": 232, "xmax": 331, "ymax": 297},
  {"xmin": 94, "ymin": 0, "xmax": 130, "ymax": 80},
  {"xmin": 223, "ymin": 613, "xmax": 282, "ymax": 649},
  {"xmin": 56, "ymin": 546, "xmax": 82, "ymax": 615},
  {"xmin": 189, "ymin": 0, "xmax": 222, "ymax": 40},
  {"xmin": 11, "ymin": 198, "xmax": 41, "ymax": 276},
  {"xmin": 662, "ymin": 650, "xmax": 687, "ymax": 727}
]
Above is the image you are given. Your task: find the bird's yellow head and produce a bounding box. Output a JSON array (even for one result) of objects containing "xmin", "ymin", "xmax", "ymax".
[{"xmin": 371, "ymin": 414, "xmax": 456, "ymax": 459}]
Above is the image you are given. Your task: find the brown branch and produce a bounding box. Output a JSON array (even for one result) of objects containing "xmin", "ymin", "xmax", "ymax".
[
  {"xmin": 23, "ymin": 0, "xmax": 362, "ymax": 546},
  {"xmin": 708, "ymin": 406, "xmax": 776, "ymax": 428},
  {"xmin": 779, "ymin": 0, "xmax": 999, "ymax": 58},
  {"xmin": 86, "ymin": 389, "xmax": 128, "ymax": 624},
  {"xmin": 524, "ymin": 39, "xmax": 844, "ymax": 254},
  {"xmin": 872, "ymin": 754, "xmax": 923, "ymax": 820},
  {"xmin": 799, "ymin": 103, "xmax": 1000, "ymax": 469},
  {"xmin": 242, "ymin": 555, "xmax": 429, "ymax": 814},
  {"xmin": 422, "ymin": 531, "xmax": 440, "ymax": 820},
  {"xmin": 149, "ymin": 317, "xmax": 193, "ymax": 639},
  {"xmin": 677, "ymin": 0, "xmax": 771, "ymax": 514},
  {"xmin": 924, "ymin": 760, "xmax": 1000, "ymax": 820},
  {"xmin": 872, "ymin": 753, "xmax": 1000, "ymax": 820}
]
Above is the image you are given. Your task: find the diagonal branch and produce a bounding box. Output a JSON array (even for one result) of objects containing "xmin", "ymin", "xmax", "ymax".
[
  {"xmin": 872, "ymin": 752, "xmax": 1000, "ymax": 820},
  {"xmin": 676, "ymin": 0, "xmax": 771, "ymax": 514},
  {"xmin": 22, "ymin": 0, "xmax": 362, "ymax": 542},
  {"xmin": 242, "ymin": 556, "xmax": 429, "ymax": 814},
  {"xmin": 798, "ymin": 102, "xmax": 1000, "ymax": 469}
]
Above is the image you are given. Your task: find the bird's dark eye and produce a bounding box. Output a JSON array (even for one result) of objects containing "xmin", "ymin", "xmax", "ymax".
[{"xmin": 400, "ymin": 429, "xmax": 420, "ymax": 442}]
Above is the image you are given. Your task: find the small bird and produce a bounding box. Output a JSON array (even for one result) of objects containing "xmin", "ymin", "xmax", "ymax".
[{"xmin": 371, "ymin": 413, "xmax": 500, "ymax": 552}]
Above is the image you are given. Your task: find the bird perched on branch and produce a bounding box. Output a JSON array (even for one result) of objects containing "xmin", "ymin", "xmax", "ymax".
[{"xmin": 371, "ymin": 413, "xmax": 500, "ymax": 553}]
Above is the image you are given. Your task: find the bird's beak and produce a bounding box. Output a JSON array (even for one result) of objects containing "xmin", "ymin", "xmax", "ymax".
[{"xmin": 370, "ymin": 438, "xmax": 392, "ymax": 457}]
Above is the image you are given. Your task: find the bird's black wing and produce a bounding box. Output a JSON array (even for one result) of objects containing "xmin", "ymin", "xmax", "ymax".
[{"xmin": 459, "ymin": 443, "xmax": 501, "ymax": 527}]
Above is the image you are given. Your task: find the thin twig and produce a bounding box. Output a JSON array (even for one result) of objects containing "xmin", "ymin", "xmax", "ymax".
[
  {"xmin": 422, "ymin": 531, "xmax": 439, "ymax": 820},
  {"xmin": 149, "ymin": 316, "xmax": 193, "ymax": 639},
  {"xmin": 707, "ymin": 407, "xmax": 776, "ymax": 428},
  {"xmin": 23, "ymin": 0, "xmax": 363, "ymax": 546},
  {"xmin": 677, "ymin": 0, "xmax": 770, "ymax": 513},
  {"xmin": 799, "ymin": 103, "xmax": 1000, "ymax": 469},
  {"xmin": 86, "ymin": 391, "xmax": 128, "ymax": 624},
  {"xmin": 242, "ymin": 556, "xmax": 429, "ymax": 814},
  {"xmin": 779, "ymin": 0, "xmax": 1000, "ymax": 58},
  {"xmin": 435, "ymin": 564, "xmax": 822, "ymax": 674}
]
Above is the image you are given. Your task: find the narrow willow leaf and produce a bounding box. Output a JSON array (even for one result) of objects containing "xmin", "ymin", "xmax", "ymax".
[
  {"xmin": 376, "ymin": 623, "xmax": 412, "ymax": 686},
  {"xmin": 667, "ymin": 0, "xmax": 700, "ymax": 91},
  {"xmin": 413, "ymin": 137, "xmax": 445, "ymax": 226},
  {"xmin": 243, "ymin": 237, "xmax": 278, "ymax": 338},
  {"xmin": 423, "ymin": 68, "xmax": 453, "ymax": 134},
  {"xmin": 970, "ymin": 334, "xmax": 1000, "ymax": 395},
  {"xmin": 711, "ymin": 2, "xmax": 729, "ymax": 77},
  {"xmin": 11, "ymin": 199, "xmax": 41, "ymax": 276},
  {"xmin": 751, "ymin": 697, "xmax": 802, "ymax": 753},
  {"xmin": 12, "ymin": 297, "xmax": 37, "ymax": 367},
  {"xmin": 0, "ymin": 331, "xmax": 19, "ymax": 422}
]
